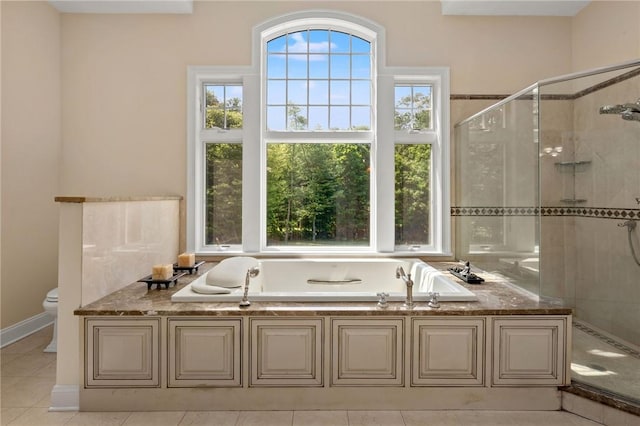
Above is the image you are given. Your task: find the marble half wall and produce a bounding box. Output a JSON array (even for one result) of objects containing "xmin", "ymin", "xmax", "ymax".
[
  {"xmin": 54, "ymin": 196, "xmax": 180, "ymax": 409},
  {"xmin": 80, "ymin": 199, "xmax": 180, "ymax": 306}
]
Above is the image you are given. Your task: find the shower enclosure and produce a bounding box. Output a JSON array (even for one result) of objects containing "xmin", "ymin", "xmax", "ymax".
[{"xmin": 454, "ymin": 59, "xmax": 640, "ymax": 407}]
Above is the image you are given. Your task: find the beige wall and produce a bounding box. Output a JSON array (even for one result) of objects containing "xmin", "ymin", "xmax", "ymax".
[
  {"xmin": 58, "ymin": 1, "xmax": 574, "ymax": 197},
  {"xmin": 1, "ymin": 1, "xmax": 61, "ymax": 329},
  {"xmin": 1, "ymin": 1, "xmax": 639, "ymax": 330},
  {"xmin": 572, "ymin": 1, "xmax": 640, "ymax": 72}
]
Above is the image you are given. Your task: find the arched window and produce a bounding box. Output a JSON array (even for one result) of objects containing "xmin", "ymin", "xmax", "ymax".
[{"xmin": 187, "ymin": 11, "xmax": 450, "ymax": 255}]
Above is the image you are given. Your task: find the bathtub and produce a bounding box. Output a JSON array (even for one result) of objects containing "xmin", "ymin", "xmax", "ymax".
[{"xmin": 171, "ymin": 258, "xmax": 477, "ymax": 302}]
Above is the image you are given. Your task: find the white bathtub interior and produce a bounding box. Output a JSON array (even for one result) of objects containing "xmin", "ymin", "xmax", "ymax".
[{"xmin": 171, "ymin": 258, "xmax": 477, "ymax": 302}]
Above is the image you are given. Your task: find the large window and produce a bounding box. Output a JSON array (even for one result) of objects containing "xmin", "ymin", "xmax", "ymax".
[
  {"xmin": 264, "ymin": 29, "xmax": 373, "ymax": 248},
  {"xmin": 187, "ymin": 11, "xmax": 450, "ymax": 255}
]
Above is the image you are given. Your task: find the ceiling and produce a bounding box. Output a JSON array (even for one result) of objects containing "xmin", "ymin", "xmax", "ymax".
[
  {"xmin": 441, "ymin": 1, "xmax": 591, "ymax": 16},
  {"xmin": 49, "ymin": 0, "xmax": 194, "ymax": 14},
  {"xmin": 48, "ymin": 0, "xmax": 591, "ymax": 16}
]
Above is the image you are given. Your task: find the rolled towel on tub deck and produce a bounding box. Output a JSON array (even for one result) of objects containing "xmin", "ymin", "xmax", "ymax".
[
  {"xmin": 191, "ymin": 282, "xmax": 232, "ymax": 294},
  {"xmin": 206, "ymin": 257, "xmax": 259, "ymax": 288}
]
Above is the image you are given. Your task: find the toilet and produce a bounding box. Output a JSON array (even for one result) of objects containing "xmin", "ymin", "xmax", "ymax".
[{"xmin": 42, "ymin": 288, "xmax": 58, "ymax": 353}]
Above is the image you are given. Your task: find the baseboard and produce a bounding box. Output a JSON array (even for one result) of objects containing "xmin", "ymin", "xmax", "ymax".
[
  {"xmin": 0, "ymin": 312, "xmax": 53, "ymax": 348},
  {"xmin": 50, "ymin": 384, "xmax": 80, "ymax": 412}
]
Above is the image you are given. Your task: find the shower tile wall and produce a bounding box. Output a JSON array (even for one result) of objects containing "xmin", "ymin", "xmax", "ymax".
[
  {"xmin": 571, "ymin": 76, "xmax": 640, "ymax": 346},
  {"xmin": 540, "ymin": 74, "xmax": 640, "ymax": 346}
]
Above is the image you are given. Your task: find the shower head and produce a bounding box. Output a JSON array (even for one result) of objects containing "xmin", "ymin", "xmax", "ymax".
[{"xmin": 621, "ymin": 109, "xmax": 640, "ymax": 122}]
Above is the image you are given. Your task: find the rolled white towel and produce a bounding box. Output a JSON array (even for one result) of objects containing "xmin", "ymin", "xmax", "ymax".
[
  {"xmin": 206, "ymin": 257, "xmax": 259, "ymax": 288},
  {"xmin": 191, "ymin": 282, "xmax": 232, "ymax": 294}
]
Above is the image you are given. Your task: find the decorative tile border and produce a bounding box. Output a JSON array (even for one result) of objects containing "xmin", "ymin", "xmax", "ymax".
[
  {"xmin": 450, "ymin": 94, "xmax": 509, "ymax": 101},
  {"xmin": 451, "ymin": 206, "xmax": 538, "ymax": 216},
  {"xmin": 542, "ymin": 207, "xmax": 640, "ymax": 219},
  {"xmin": 574, "ymin": 321, "xmax": 640, "ymax": 360},
  {"xmin": 451, "ymin": 206, "xmax": 640, "ymax": 219}
]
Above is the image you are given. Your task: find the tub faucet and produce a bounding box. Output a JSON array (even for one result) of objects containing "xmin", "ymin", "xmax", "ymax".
[
  {"xmin": 239, "ymin": 267, "xmax": 259, "ymax": 308},
  {"xmin": 395, "ymin": 266, "xmax": 414, "ymax": 308}
]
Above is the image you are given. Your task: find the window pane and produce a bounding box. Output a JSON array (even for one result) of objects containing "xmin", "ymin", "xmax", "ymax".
[
  {"xmin": 287, "ymin": 31, "xmax": 308, "ymax": 53},
  {"xmin": 309, "ymin": 29, "xmax": 329, "ymax": 52},
  {"xmin": 308, "ymin": 106, "xmax": 328, "ymax": 130},
  {"xmin": 351, "ymin": 36, "xmax": 370, "ymax": 53},
  {"xmin": 267, "ymin": 34, "xmax": 286, "ymax": 52},
  {"xmin": 351, "ymin": 106, "xmax": 371, "ymax": 130},
  {"xmin": 267, "ymin": 106, "xmax": 286, "ymax": 131},
  {"xmin": 287, "ymin": 54, "xmax": 307, "ymax": 79},
  {"xmin": 267, "ymin": 54, "xmax": 286, "ymax": 78},
  {"xmin": 394, "ymin": 84, "xmax": 432, "ymax": 130},
  {"xmin": 395, "ymin": 108, "xmax": 412, "ymax": 131},
  {"xmin": 330, "ymin": 81, "xmax": 350, "ymax": 105},
  {"xmin": 395, "ymin": 144, "xmax": 431, "ymax": 246},
  {"xmin": 204, "ymin": 84, "xmax": 243, "ymax": 129},
  {"xmin": 287, "ymin": 80, "xmax": 307, "ymax": 105},
  {"xmin": 266, "ymin": 143, "xmax": 370, "ymax": 246},
  {"xmin": 205, "ymin": 143, "xmax": 242, "ymax": 245},
  {"xmin": 412, "ymin": 85, "xmax": 432, "ymax": 130},
  {"xmin": 351, "ymin": 55, "xmax": 371, "ymax": 79},
  {"xmin": 309, "ymin": 80, "xmax": 329, "ymax": 105},
  {"xmin": 351, "ymin": 81, "xmax": 370, "ymax": 105},
  {"xmin": 287, "ymin": 105, "xmax": 308, "ymax": 130},
  {"xmin": 309, "ymin": 56, "xmax": 329, "ymax": 78},
  {"xmin": 267, "ymin": 80, "xmax": 286, "ymax": 105},
  {"xmin": 330, "ymin": 31, "xmax": 350, "ymax": 53},
  {"xmin": 330, "ymin": 55, "xmax": 350, "ymax": 79},
  {"xmin": 330, "ymin": 106, "xmax": 350, "ymax": 130}
]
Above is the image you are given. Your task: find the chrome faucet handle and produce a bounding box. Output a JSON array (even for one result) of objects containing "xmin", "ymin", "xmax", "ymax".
[
  {"xmin": 395, "ymin": 266, "xmax": 403, "ymax": 279},
  {"xmin": 376, "ymin": 292, "xmax": 389, "ymax": 309},
  {"xmin": 239, "ymin": 267, "xmax": 259, "ymax": 308},
  {"xmin": 428, "ymin": 292, "xmax": 440, "ymax": 309},
  {"xmin": 618, "ymin": 220, "xmax": 637, "ymax": 230}
]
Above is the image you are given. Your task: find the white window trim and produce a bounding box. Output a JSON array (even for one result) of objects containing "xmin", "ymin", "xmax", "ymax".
[{"xmin": 187, "ymin": 11, "xmax": 451, "ymax": 256}]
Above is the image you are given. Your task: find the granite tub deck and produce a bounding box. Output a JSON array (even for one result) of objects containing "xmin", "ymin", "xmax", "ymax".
[
  {"xmin": 75, "ymin": 262, "xmax": 571, "ymax": 317},
  {"xmin": 75, "ymin": 262, "xmax": 572, "ymax": 412}
]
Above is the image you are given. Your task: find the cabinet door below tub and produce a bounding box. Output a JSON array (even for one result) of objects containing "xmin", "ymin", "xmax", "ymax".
[
  {"xmin": 168, "ymin": 318, "xmax": 241, "ymax": 387},
  {"xmin": 412, "ymin": 318, "xmax": 485, "ymax": 386},
  {"xmin": 85, "ymin": 318, "xmax": 160, "ymax": 388},
  {"xmin": 331, "ymin": 318, "xmax": 404, "ymax": 386},
  {"xmin": 250, "ymin": 318, "xmax": 323, "ymax": 387},
  {"xmin": 492, "ymin": 316, "xmax": 569, "ymax": 386}
]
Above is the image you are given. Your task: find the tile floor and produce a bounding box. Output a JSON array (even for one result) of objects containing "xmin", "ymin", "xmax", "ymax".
[
  {"xmin": 571, "ymin": 322, "xmax": 640, "ymax": 404},
  {"xmin": 1, "ymin": 326, "xmax": 605, "ymax": 426}
]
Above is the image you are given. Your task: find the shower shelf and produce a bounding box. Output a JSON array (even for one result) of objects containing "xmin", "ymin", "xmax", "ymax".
[
  {"xmin": 554, "ymin": 160, "xmax": 591, "ymax": 167},
  {"xmin": 560, "ymin": 198, "xmax": 587, "ymax": 204}
]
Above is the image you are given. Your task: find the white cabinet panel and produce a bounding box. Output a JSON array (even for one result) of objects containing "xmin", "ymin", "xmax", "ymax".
[
  {"xmin": 332, "ymin": 318, "xmax": 404, "ymax": 386},
  {"xmin": 250, "ymin": 318, "xmax": 323, "ymax": 386},
  {"xmin": 492, "ymin": 317, "xmax": 568, "ymax": 386},
  {"xmin": 412, "ymin": 318, "xmax": 485, "ymax": 386},
  {"xmin": 86, "ymin": 318, "xmax": 159, "ymax": 388},
  {"xmin": 168, "ymin": 319, "xmax": 241, "ymax": 387}
]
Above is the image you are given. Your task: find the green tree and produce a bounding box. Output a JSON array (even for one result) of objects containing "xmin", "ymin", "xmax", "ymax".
[
  {"xmin": 205, "ymin": 92, "xmax": 243, "ymax": 129},
  {"xmin": 394, "ymin": 91, "xmax": 431, "ymax": 130},
  {"xmin": 333, "ymin": 144, "xmax": 370, "ymax": 243},
  {"xmin": 287, "ymin": 103, "xmax": 307, "ymax": 130},
  {"xmin": 395, "ymin": 144, "xmax": 430, "ymax": 244},
  {"xmin": 205, "ymin": 144, "xmax": 242, "ymax": 245}
]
